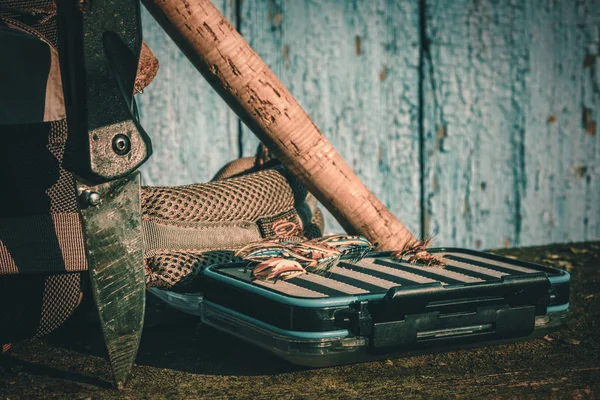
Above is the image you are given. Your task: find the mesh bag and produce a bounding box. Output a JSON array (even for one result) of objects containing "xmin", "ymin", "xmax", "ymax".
[{"xmin": 143, "ymin": 162, "xmax": 324, "ymax": 292}]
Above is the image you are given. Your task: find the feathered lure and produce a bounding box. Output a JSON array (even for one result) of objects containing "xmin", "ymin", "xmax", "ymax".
[
  {"xmin": 390, "ymin": 237, "xmax": 446, "ymax": 266},
  {"xmin": 235, "ymin": 235, "xmax": 375, "ymax": 282}
]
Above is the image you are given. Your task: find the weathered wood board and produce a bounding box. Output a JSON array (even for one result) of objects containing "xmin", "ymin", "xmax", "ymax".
[
  {"xmin": 239, "ymin": 0, "xmax": 422, "ymax": 236},
  {"xmin": 422, "ymin": 0, "xmax": 529, "ymax": 249},
  {"xmin": 423, "ymin": 0, "xmax": 600, "ymax": 248},
  {"xmin": 520, "ymin": 0, "xmax": 600, "ymax": 246},
  {"xmin": 137, "ymin": 2, "xmax": 239, "ymax": 187},
  {"xmin": 138, "ymin": 0, "xmax": 599, "ymax": 248}
]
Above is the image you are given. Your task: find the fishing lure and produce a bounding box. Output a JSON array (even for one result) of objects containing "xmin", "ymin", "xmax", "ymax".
[
  {"xmin": 292, "ymin": 241, "xmax": 342, "ymax": 273},
  {"xmin": 237, "ymin": 235, "xmax": 377, "ymax": 282},
  {"xmin": 390, "ymin": 238, "xmax": 446, "ymax": 267},
  {"xmin": 311, "ymin": 235, "xmax": 375, "ymax": 263},
  {"xmin": 251, "ymin": 258, "xmax": 306, "ymax": 282},
  {"xmin": 236, "ymin": 242, "xmax": 314, "ymax": 265}
]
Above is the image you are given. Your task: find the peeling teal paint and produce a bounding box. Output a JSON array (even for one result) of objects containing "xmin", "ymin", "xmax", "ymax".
[
  {"xmin": 424, "ymin": 0, "xmax": 600, "ymax": 248},
  {"xmin": 137, "ymin": 0, "xmax": 599, "ymax": 249},
  {"xmin": 137, "ymin": 2, "xmax": 239, "ymax": 187}
]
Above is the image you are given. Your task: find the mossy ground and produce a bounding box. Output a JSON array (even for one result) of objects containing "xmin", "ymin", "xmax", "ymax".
[{"xmin": 1, "ymin": 242, "xmax": 599, "ymax": 399}]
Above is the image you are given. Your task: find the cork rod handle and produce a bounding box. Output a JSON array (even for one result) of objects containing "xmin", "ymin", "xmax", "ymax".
[{"xmin": 141, "ymin": 0, "xmax": 418, "ymax": 250}]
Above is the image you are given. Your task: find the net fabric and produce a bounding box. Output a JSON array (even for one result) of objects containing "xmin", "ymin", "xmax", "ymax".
[
  {"xmin": 142, "ymin": 166, "xmax": 308, "ymax": 224},
  {"xmin": 145, "ymin": 250, "xmax": 239, "ymax": 292},
  {"xmin": 0, "ymin": 1, "xmax": 58, "ymax": 48},
  {"xmin": 46, "ymin": 120, "xmax": 79, "ymax": 214},
  {"xmin": 35, "ymin": 272, "xmax": 82, "ymax": 337},
  {"xmin": 143, "ymin": 164, "xmax": 325, "ymax": 292},
  {"xmin": 0, "ymin": 272, "xmax": 82, "ymax": 343}
]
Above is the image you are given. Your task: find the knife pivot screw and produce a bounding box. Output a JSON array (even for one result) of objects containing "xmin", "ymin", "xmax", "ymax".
[
  {"xmin": 82, "ymin": 190, "xmax": 102, "ymax": 206},
  {"xmin": 112, "ymin": 134, "xmax": 131, "ymax": 155}
]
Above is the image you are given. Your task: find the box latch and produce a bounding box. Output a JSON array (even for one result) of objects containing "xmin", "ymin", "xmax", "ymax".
[{"xmin": 349, "ymin": 273, "xmax": 550, "ymax": 350}]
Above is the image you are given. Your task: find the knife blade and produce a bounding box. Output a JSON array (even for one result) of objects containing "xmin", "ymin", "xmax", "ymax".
[{"xmin": 77, "ymin": 172, "xmax": 145, "ymax": 389}]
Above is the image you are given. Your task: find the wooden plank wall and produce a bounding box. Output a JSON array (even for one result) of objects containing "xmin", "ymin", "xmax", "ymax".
[
  {"xmin": 423, "ymin": 0, "xmax": 600, "ymax": 248},
  {"xmin": 137, "ymin": 2, "xmax": 239, "ymax": 186},
  {"xmin": 139, "ymin": 0, "xmax": 600, "ymax": 249}
]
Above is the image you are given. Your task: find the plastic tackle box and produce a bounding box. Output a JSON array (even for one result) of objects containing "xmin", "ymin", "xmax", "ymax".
[{"xmin": 150, "ymin": 249, "xmax": 570, "ymax": 367}]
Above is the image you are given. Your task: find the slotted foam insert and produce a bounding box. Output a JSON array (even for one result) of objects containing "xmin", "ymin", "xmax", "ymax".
[{"xmin": 217, "ymin": 250, "xmax": 545, "ymax": 298}]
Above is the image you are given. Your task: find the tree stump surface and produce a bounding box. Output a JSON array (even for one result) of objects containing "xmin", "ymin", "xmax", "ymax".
[{"xmin": 1, "ymin": 242, "xmax": 599, "ymax": 399}]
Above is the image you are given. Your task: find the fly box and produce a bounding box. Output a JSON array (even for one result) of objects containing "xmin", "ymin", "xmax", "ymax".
[{"xmin": 150, "ymin": 248, "xmax": 570, "ymax": 367}]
